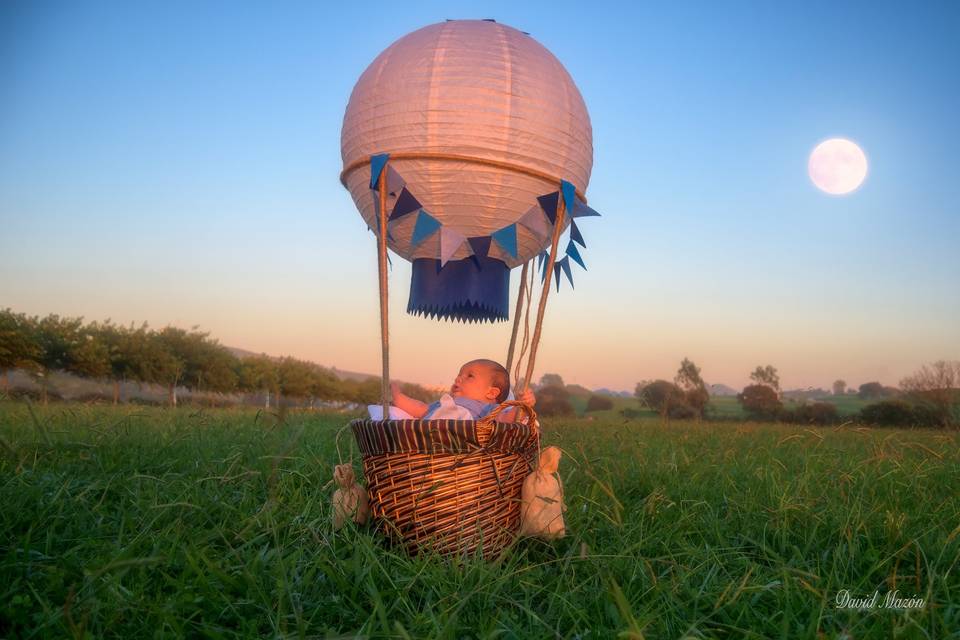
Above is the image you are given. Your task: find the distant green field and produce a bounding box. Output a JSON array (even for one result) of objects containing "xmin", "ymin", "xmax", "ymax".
[{"xmin": 2, "ymin": 402, "xmax": 957, "ymax": 638}]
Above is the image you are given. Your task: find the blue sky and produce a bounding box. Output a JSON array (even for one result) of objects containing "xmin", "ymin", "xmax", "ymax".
[{"xmin": 2, "ymin": 0, "xmax": 958, "ymax": 391}]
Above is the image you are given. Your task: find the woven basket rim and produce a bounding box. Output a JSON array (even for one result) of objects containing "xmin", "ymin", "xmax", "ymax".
[{"xmin": 350, "ymin": 417, "xmax": 538, "ymax": 459}]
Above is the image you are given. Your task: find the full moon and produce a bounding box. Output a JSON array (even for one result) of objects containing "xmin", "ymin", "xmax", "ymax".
[{"xmin": 808, "ymin": 138, "xmax": 868, "ymax": 195}]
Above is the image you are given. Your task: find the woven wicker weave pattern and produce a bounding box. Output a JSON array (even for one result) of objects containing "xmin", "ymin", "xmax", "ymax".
[{"xmin": 351, "ymin": 401, "xmax": 539, "ymax": 557}]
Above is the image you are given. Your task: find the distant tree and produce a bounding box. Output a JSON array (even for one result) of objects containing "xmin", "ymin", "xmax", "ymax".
[
  {"xmin": 31, "ymin": 314, "xmax": 88, "ymax": 404},
  {"xmin": 738, "ymin": 384, "xmax": 782, "ymax": 420},
  {"xmin": 900, "ymin": 360, "xmax": 960, "ymax": 428},
  {"xmin": 749, "ymin": 365, "xmax": 780, "ymax": 392},
  {"xmin": 857, "ymin": 382, "xmax": 885, "ymax": 400},
  {"xmin": 397, "ymin": 381, "xmax": 433, "ymax": 404},
  {"xmin": 565, "ymin": 383, "xmax": 593, "ymax": 399},
  {"xmin": 537, "ymin": 384, "xmax": 574, "ymax": 417},
  {"xmin": 277, "ymin": 357, "xmax": 315, "ymax": 402},
  {"xmin": 675, "ymin": 357, "xmax": 709, "ymax": 418},
  {"xmin": 637, "ymin": 379, "xmax": 686, "ymax": 419},
  {"xmin": 106, "ymin": 322, "xmax": 170, "ymax": 403},
  {"xmin": 204, "ymin": 348, "xmax": 240, "ymax": 395},
  {"xmin": 308, "ymin": 365, "xmax": 340, "ymax": 405},
  {"xmin": 68, "ymin": 325, "xmax": 111, "ymax": 381},
  {"xmin": 586, "ymin": 394, "xmax": 614, "ymax": 412},
  {"xmin": 93, "ymin": 321, "xmax": 132, "ymax": 404},
  {"xmin": 832, "ymin": 379, "xmax": 847, "ymax": 396},
  {"xmin": 539, "ymin": 373, "xmax": 564, "ymax": 389},
  {"xmin": 239, "ymin": 354, "xmax": 279, "ymax": 408},
  {"xmin": 0, "ymin": 309, "xmax": 41, "ymax": 393},
  {"xmin": 347, "ymin": 378, "xmax": 383, "ymax": 405},
  {"xmin": 151, "ymin": 326, "xmax": 209, "ymax": 406}
]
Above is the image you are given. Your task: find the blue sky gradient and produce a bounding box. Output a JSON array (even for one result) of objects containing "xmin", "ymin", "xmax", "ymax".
[{"xmin": 2, "ymin": 1, "xmax": 958, "ymax": 390}]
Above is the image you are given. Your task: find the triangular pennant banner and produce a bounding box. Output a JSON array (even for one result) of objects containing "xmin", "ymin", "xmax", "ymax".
[
  {"xmin": 566, "ymin": 240, "xmax": 586, "ymax": 269},
  {"xmin": 561, "ymin": 180, "xmax": 577, "ymax": 215},
  {"xmin": 553, "ymin": 260, "xmax": 562, "ymax": 291},
  {"xmin": 491, "ymin": 224, "xmax": 518, "ymax": 259},
  {"xmin": 369, "ymin": 153, "xmax": 389, "ymax": 189},
  {"xmin": 518, "ymin": 204, "xmax": 548, "ymax": 240},
  {"xmin": 468, "ymin": 236, "xmax": 491, "ymax": 259},
  {"xmin": 411, "ymin": 210, "xmax": 441, "ymax": 248},
  {"xmin": 571, "ymin": 200, "xmax": 601, "ymax": 218},
  {"xmin": 385, "ymin": 165, "xmax": 405, "ymax": 196},
  {"xmin": 537, "ymin": 250, "xmax": 548, "ymax": 271},
  {"xmin": 570, "ymin": 219, "xmax": 586, "ymax": 248},
  {"xmin": 440, "ymin": 227, "xmax": 466, "ymax": 266},
  {"xmin": 537, "ymin": 191, "xmax": 560, "ymax": 225},
  {"xmin": 389, "ymin": 187, "xmax": 421, "ymax": 221},
  {"xmin": 557, "ymin": 257, "xmax": 573, "ymax": 290}
]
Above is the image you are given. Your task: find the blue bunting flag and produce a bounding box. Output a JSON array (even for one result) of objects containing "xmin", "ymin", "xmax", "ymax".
[
  {"xmin": 561, "ymin": 180, "xmax": 577, "ymax": 215},
  {"xmin": 491, "ymin": 224, "xmax": 518, "ymax": 259},
  {"xmin": 571, "ymin": 200, "xmax": 601, "ymax": 218},
  {"xmin": 390, "ymin": 187, "xmax": 422, "ymax": 221},
  {"xmin": 369, "ymin": 153, "xmax": 389, "ymax": 189},
  {"xmin": 411, "ymin": 210, "xmax": 441, "ymax": 248},
  {"xmin": 537, "ymin": 191, "xmax": 560, "ymax": 225},
  {"xmin": 565, "ymin": 240, "xmax": 586, "ymax": 269},
  {"xmin": 570, "ymin": 219, "xmax": 586, "ymax": 248}
]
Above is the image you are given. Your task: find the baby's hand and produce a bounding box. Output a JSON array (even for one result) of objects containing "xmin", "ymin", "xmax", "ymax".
[{"xmin": 518, "ymin": 388, "xmax": 536, "ymax": 407}]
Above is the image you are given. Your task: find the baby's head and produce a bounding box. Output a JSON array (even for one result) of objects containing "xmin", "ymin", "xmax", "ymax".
[{"xmin": 450, "ymin": 359, "xmax": 510, "ymax": 404}]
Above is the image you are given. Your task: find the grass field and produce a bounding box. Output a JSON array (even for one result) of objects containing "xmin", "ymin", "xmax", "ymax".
[{"xmin": 1, "ymin": 401, "xmax": 958, "ymax": 638}]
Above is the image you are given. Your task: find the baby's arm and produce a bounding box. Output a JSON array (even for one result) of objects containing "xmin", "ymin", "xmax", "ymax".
[
  {"xmin": 495, "ymin": 388, "xmax": 537, "ymax": 423},
  {"xmin": 390, "ymin": 382, "xmax": 429, "ymax": 418}
]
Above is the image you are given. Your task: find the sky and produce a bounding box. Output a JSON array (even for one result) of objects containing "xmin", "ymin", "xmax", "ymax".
[{"xmin": 2, "ymin": 0, "xmax": 958, "ymax": 392}]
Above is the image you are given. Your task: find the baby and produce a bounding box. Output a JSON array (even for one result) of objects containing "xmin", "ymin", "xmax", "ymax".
[{"xmin": 390, "ymin": 359, "xmax": 535, "ymax": 422}]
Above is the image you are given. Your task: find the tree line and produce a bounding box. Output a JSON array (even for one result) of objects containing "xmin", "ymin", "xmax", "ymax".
[
  {"xmin": 632, "ymin": 358, "xmax": 960, "ymax": 428},
  {"xmin": 0, "ymin": 309, "xmax": 432, "ymax": 407}
]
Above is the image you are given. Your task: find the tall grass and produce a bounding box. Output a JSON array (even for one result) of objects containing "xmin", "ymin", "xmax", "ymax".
[{"xmin": 1, "ymin": 401, "xmax": 957, "ymax": 638}]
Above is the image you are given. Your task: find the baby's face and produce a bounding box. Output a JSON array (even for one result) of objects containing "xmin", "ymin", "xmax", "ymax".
[{"xmin": 450, "ymin": 361, "xmax": 500, "ymax": 403}]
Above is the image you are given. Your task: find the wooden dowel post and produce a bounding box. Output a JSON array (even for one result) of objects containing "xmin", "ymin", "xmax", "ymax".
[
  {"xmin": 376, "ymin": 161, "xmax": 390, "ymax": 419},
  {"xmin": 505, "ymin": 260, "xmax": 530, "ymax": 375},
  {"xmin": 521, "ymin": 195, "xmax": 566, "ymax": 396}
]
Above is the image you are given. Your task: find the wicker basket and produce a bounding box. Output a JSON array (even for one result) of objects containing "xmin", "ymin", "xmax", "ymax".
[{"xmin": 350, "ymin": 401, "xmax": 540, "ymax": 558}]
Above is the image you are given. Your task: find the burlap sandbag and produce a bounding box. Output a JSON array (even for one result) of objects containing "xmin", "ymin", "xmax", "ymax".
[
  {"xmin": 520, "ymin": 446, "xmax": 566, "ymax": 539},
  {"xmin": 332, "ymin": 464, "xmax": 370, "ymax": 530}
]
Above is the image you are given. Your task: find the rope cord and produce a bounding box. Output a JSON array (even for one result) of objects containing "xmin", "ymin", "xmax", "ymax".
[
  {"xmin": 341, "ymin": 152, "xmax": 588, "ymax": 204},
  {"xmin": 512, "ymin": 262, "xmax": 535, "ymax": 394},
  {"xmin": 504, "ymin": 260, "xmax": 529, "ymax": 375},
  {"xmin": 376, "ymin": 162, "xmax": 390, "ymax": 418}
]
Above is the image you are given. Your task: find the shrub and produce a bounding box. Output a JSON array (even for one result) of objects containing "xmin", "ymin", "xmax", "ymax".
[
  {"xmin": 859, "ymin": 400, "xmax": 939, "ymax": 427},
  {"xmin": 537, "ymin": 385, "xmax": 574, "ymax": 417},
  {"xmin": 738, "ymin": 384, "xmax": 782, "ymax": 420},
  {"xmin": 586, "ymin": 395, "xmax": 614, "ymax": 412},
  {"xmin": 667, "ymin": 403, "xmax": 698, "ymax": 420},
  {"xmin": 783, "ymin": 402, "xmax": 839, "ymax": 425}
]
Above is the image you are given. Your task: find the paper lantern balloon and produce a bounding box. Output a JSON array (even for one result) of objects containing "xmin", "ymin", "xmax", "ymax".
[{"xmin": 340, "ymin": 19, "xmax": 597, "ymax": 322}]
